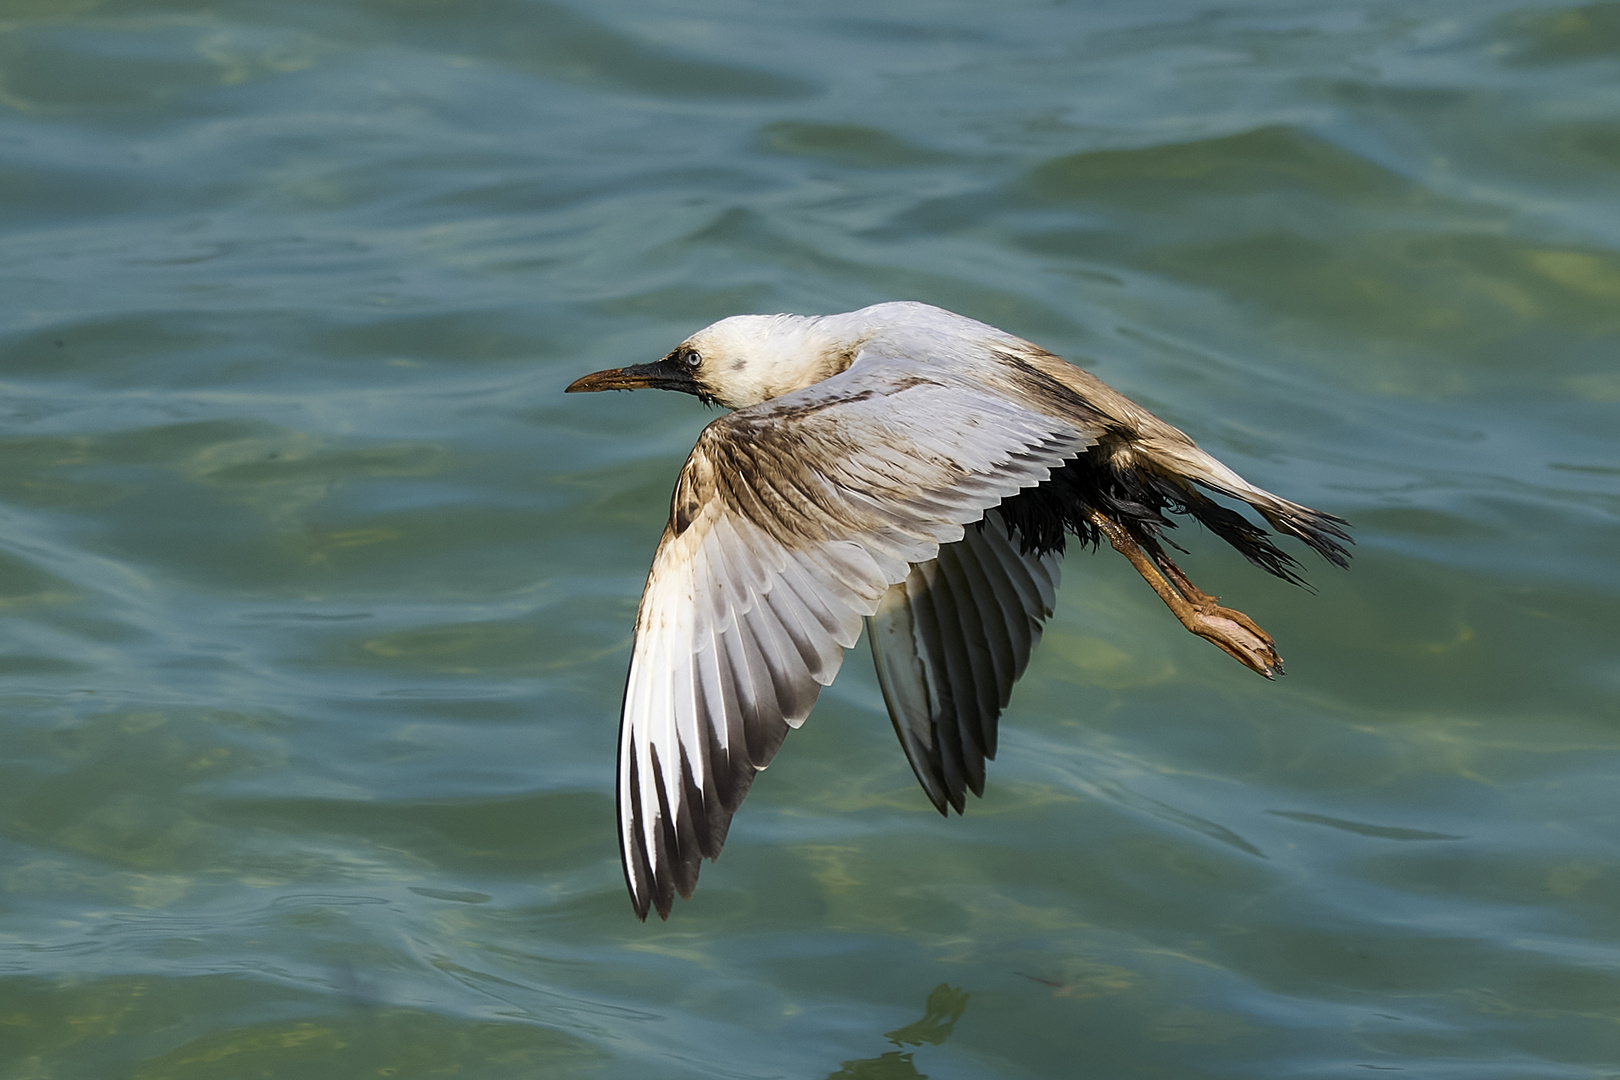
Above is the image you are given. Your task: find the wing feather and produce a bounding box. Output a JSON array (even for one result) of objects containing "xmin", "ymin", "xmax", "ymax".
[
  {"xmin": 945, "ymin": 540, "xmax": 1016, "ymax": 707},
  {"xmin": 934, "ymin": 548, "xmax": 1003, "ymax": 731},
  {"xmin": 867, "ymin": 512, "xmax": 1061, "ymax": 816},
  {"xmin": 617, "ymin": 361, "xmax": 1097, "ymax": 918},
  {"xmin": 913, "ymin": 558, "xmax": 985, "ymax": 804}
]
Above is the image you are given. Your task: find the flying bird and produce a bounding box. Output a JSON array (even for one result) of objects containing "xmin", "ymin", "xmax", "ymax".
[{"xmin": 567, "ymin": 301, "xmax": 1350, "ymax": 919}]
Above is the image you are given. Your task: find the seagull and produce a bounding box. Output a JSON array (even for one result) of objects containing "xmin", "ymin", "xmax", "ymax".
[{"xmin": 567, "ymin": 301, "xmax": 1350, "ymax": 920}]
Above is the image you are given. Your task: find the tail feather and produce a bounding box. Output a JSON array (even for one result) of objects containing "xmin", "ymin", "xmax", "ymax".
[
  {"xmin": 1246, "ymin": 496, "xmax": 1353, "ymax": 569},
  {"xmin": 1141, "ymin": 474, "xmax": 1315, "ymax": 585},
  {"xmin": 995, "ymin": 431, "xmax": 1351, "ymax": 586},
  {"xmin": 1151, "ymin": 441, "xmax": 1353, "ymax": 574}
]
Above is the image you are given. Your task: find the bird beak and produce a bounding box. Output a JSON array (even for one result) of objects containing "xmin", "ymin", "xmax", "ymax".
[{"xmin": 566, "ymin": 355, "xmax": 704, "ymax": 397}]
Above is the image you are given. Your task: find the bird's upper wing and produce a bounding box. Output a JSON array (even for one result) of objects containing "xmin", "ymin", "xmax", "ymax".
[
  {"xmin": 866, "ymin": 509, "xmax": 1060, "ymax": 816},
  {"xmin": 618, "ymin": 357, "xmax": 1099, "ymax": 918}
]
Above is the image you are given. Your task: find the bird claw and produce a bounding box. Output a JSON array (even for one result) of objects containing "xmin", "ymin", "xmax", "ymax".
[
  {"xmin": 1182, "ymin": 600, "xmax": 1282, "ymax": 678},
  {"xmin": 1086, "ymin": 507, "xmax": 1286, "ymax": 679}
]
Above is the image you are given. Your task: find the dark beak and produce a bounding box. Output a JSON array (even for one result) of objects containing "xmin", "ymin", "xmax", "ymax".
[{"xmin": 565, "ymin": 356, "xmax": 704, "ymax": 397}]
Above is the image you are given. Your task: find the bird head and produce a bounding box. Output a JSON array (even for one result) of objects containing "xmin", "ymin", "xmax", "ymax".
[{"xmin": 566, "ymin": 314, "xmax": 855, "ymax": 410}]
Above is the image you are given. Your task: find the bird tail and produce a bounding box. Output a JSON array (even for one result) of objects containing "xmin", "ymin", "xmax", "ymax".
[{"xmin": 1147, "ymin": 443, "xmax": 1353, "ymax": 576}]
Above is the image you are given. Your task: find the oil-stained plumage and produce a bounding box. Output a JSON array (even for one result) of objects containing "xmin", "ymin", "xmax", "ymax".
[{"xmin": 566, "ymin": 301, "xmax": 1350, "ymax": 920}]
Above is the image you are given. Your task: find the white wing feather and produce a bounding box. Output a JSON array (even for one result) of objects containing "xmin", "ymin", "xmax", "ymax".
[{"xmin": 617, "ymin": 351, "xmax": 1098, "ymax": 918}]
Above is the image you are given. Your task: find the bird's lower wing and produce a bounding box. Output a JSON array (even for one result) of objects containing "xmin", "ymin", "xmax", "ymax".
[
  {"xmin": 618, "ymin": 372, "xmax": 1098, "ymax": 919},
  {"xmin": 867, "ymin": 509, "xmax": 1059, "ymax": 815}
]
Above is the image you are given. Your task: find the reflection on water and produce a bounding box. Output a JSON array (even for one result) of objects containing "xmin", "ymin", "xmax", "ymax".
[
  {"xmin": 883, "ymin": 983, "xmax": 970, "ymax": 1047},
  {"xmin": 1, "ymin": 0, "xmax": 1619, "ymax": 1076},
  {"xmin": 829, "ymin": 1055, "xmax": 927, "ymax": 1080},
  {"xmin": 828, "ymin": 984, "xmax": 970, "ymax": 1079}
]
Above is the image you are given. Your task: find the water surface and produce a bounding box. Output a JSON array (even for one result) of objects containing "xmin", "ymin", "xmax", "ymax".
[{"xmin": 2, "ymin": 0, "xmax": 1619, "ymax": 1077}]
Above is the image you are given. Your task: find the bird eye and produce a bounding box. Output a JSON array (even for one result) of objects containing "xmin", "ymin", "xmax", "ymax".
[{"xmin": 683, "ymin": 349, "xmax": 702, "ymax": 369}]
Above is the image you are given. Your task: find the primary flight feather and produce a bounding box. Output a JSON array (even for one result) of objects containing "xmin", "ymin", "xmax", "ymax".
[{"xmin": 566, "ymin": 301, "xmax": 1350, "ymax": 920}]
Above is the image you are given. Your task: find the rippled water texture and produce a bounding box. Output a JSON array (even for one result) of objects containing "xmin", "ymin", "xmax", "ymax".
[{"xmin": 3, "ymin": 0, "xmax": 1619, "ymax": 1076}]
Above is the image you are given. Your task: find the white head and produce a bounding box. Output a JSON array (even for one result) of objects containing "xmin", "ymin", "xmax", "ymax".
[
  {"xmin": 565, "ymin": 313, "xmax": 858, "ymax": 409},
  {"xmin": 682, "ymin": 314, "xmax": 859, "ymax": 408}
]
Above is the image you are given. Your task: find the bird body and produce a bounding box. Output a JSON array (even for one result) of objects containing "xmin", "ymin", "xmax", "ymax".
[{"xmin": 567, "ymin": 302, "xmax": 1349, "ymax": 919}]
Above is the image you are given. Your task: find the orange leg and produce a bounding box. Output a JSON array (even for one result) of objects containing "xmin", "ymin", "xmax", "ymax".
[{"xmin": 1087, "ymin": 509, "xmax": 1283, "ymax": 678}]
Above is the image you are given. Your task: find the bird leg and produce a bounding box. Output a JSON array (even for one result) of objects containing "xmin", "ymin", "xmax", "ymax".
[{"xmin": 1086, "ymin": 508, "xmax": 1283, "ymax": 678}]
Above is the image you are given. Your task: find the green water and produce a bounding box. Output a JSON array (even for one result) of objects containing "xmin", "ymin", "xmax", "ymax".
[{"xmin": 2, "ymin": 0, "xmax": 1619, "ymax": 1076}]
